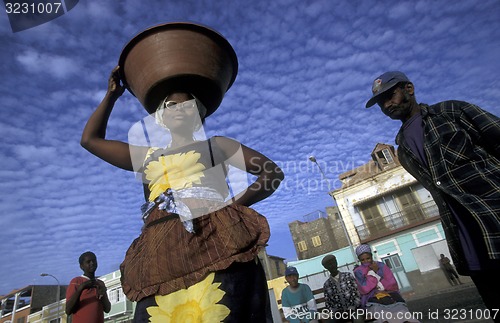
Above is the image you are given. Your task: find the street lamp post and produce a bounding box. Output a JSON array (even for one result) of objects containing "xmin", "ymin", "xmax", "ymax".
[
  {"xmin": 40, "ymin": 273, "xmax": 61, "ymax": 323},
  {"xmin": 308, "ymin": 155, "xmax": 357, "ymax": 266}
]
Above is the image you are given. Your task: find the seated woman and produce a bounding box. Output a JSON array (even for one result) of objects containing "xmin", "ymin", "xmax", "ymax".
[
  {"xmin": 353, "ymin": 244, "xmax": 420, "ymax": 323},
  {"xmin": 81, "ymin": 66, "xmax": 284, "ymax": 322}
]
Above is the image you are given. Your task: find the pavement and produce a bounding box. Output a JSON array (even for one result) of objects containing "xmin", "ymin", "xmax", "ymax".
[
  {"xmin": 402, "ymin": 282, "xmax": 496, "ymax": 323},
  {"xmin": 403, "ymin": 281, "xmax": 477, "ymax": 301}
]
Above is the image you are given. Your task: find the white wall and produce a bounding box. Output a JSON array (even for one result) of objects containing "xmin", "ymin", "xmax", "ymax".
[{"xmin": 411, "ymin": 240, "xmax": 451, "ymax": 272}]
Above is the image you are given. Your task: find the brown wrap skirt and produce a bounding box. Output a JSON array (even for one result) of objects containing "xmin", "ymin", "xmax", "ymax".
[{"xmin": 120, "ymin": 201, "xmax": 270, "ymax": 302}]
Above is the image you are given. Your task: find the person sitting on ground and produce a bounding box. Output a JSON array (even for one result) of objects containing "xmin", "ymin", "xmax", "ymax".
[{"xmin": 353, "ymin": 244, "xmax": 419, "ymax": 323}]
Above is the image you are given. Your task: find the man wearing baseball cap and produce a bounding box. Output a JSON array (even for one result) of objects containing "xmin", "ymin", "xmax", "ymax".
[
  {"xmin": 281, "ymin": 266, "xmax": 318, "ymax": 322},
  {"xmin": 366, "ymin": 71, "xmax": 500, "ymax": 315}
]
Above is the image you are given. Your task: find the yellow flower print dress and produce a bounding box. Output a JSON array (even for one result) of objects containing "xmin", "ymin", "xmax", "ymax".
[
  {"xmin": 144, "ymin": 150, "xmax": 206, "ymax": 201},
  {"xmin": 146, "ymin": 273, "xmax": 230, "ymax": 322},
  {"xmin": 120, "ymin": 139, "xmax": 272, "ymax": 322}
]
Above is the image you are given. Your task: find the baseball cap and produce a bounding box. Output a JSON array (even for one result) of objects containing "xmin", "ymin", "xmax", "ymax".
[
  {"xmin": 365, "ymin": 71, "xmax": 410, "ymax": 108},
  {"xmin": 285, "ymin": 266, "xmax": 299, "ymax": 276}
]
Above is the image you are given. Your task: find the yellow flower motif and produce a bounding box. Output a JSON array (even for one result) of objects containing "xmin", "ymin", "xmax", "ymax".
[
  {"xmin": 147, "ymin": 273, "xmax": 230, "ymax": 323},
  {"xmin": 145, "ymin": 151, "xmax": 206, "ymax": 201}
]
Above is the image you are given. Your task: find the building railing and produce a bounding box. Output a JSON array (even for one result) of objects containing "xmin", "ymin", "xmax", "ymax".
[
  {"xmin": 356, "ymin": 200, "xmax": 439, "ymax": 241},
  {"xmin": 27, "ymin": 299, "xmax": 66, "ymax": 323}
]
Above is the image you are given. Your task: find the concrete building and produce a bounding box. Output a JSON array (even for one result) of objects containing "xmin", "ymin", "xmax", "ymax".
[
  {"xmin": 289, "ymin": 208, "xmax": 349, "ymax": 260},
  {"xmin": 335, "ymin": 143, "xmax": 439, "ymax": 246},
  {"xmin": 27, "ymin": 299, "xmax": 67, "ymax": 323},
  {"xmin": 258, "ymin": 249, "xmax": 287, "ymax": 280},
  {"xmin": 0, "ymin": 285, "xmax": 66, "ymax": 323},
  {"xmin": 100, "ymin": 270, "xmax": 135, "ymax": 322}
]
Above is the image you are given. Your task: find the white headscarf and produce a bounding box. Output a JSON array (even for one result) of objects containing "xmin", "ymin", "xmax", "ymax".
[{"xmin": 154, "ymin": 94, "xmax": 207, "ymax": 129}]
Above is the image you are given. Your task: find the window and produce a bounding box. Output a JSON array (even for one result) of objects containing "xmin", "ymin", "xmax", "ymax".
[
  {"xmin": 412, "ymin": 226, "xmax": 442, "ymax": 246},
  {"xmin": 381, "ymin": 149, "xmax": 394, "ymax": 163},
  {"xmin": 49, "ymin": 318, "xmax": 60, "ymax": 323},
  {"xmin": 394, "ymin": 187, "xmax": 423, "ymax": 222},
  {"xmin": 2, "ymin": 297, "xmax": 15, "ymax": 315},
  {"xmin": 274, "ymin": 261, "xmax": 281, "ymax": 276},
  {"xmin": 108, "ymin": 287, "xmax": 125, "ymax": 304},
  {"xmin": 17, "ymin": 317, "xmax": 26, "ymax": 323},
  {"xmin": 358, "ymin": 201, "xmax": 386, "ymax": 233},
  {"xmin": 297, "ymin": 241, "xmax": 307, "ymax": 252},
  {"xmin": 381, "ymin": 196, "xmax": 405, "ymax": 229},
  {"xmin": 375, "ymin": 148, "xmax": 395, "ymax": 167},
  {"xmin": 311, "ymin": 236, "xmax": 322, "ymax": 247}
]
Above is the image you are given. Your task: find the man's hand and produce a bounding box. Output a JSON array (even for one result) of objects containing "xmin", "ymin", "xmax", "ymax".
[
  {"xmin": 95, "ymin": 280, "xmax": 107, "ymax": 299},
  {"xmin": 78, "ymin": 279, "xmax": 96, "ymax": 291}
]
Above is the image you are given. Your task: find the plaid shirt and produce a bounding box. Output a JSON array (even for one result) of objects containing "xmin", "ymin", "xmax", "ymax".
[{"xmin": 396, "ymin": 101, "xmax": 500, "ymax": 274}]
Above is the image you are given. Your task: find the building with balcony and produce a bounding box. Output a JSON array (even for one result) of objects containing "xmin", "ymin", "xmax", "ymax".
[
  {"xmin": 335, "ymin": 143, "xmax": 440, "ymax": 244},
  {"xmin": 27, "ymin": 299, "xmax": 67, "ymax": 323},
  {"xmin": 100, "ymin": 270, "xmax": 135, "ymax": 322},
  {"xmin": 287, "ymin": 143, "xmax": 471, "ymax": 296},
  {"xmin": 0, "ymin": 285, "xmax": 66, "ymax": 323},
  {"xmin": 332, "ymin": 143, "xmax": 461, "ymax": 292}
]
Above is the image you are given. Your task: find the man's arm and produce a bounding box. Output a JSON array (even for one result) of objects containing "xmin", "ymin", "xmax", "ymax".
[
  {"xmin": 303, "ymin": 284, "xmax": 317, "ymax": 312},
  {"xmin": 459, "ymin": 101, "xmax": 500, "ymax": 159},
  {"xmin": 281, "ymin": 288, "xmax": 293, "ymax": 320},
  {"xmin": 346, "ymin": 273, "xmax": 362, "ymax": 308},
  {"xmin": 96, "ymin": 280, "xmax": 111, "ymax": 313},
  {"xmin": 380, "ymin": 264, "xmax": 399, "ymax": 292},
  {"xmin": 322, "ymin": 280, "xmax": 335, "ymax": 311}
]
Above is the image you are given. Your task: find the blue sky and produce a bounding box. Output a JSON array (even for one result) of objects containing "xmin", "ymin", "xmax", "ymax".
[{"xmin": 1, "ymin": 0, "xmax": 500, "ymax": 295}]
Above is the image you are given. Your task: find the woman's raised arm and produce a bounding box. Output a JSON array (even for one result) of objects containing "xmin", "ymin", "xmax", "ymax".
[{"xmin": 81, "ymin": 66, "xmax": 146, "ymax": 171}]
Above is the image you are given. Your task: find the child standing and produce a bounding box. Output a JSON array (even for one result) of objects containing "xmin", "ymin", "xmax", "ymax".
[{"xmin": 65, "ymin": 252, "xmax": 111, "ymax": 323}]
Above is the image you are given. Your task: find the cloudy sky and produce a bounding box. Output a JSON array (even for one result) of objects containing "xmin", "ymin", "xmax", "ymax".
[{"xmin": 1, "ymin": 0, "xmax": 500, "ymax": 295}]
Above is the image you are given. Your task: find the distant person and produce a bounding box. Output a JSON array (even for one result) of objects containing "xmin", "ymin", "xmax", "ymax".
[
  {"xmin": 281, "ymin": 266, "xmax": 318, "ymax": 323},
  {"xmin": 353, "ymin": 244, "xmax": 420, "ymax": 323},
  {"xmin": 365, "ymin": 71, "xmax": 500, "ymax": 314},
  {"xmin": 65, "ymin": 251, "xmax": 111, "ymax": 323},
  {"xmin": 321, "ymin": 255, "xmax": 364, "ymax": 323},
  {"xmin": 439, "ymin": 254, "xmax": 462, "ymax": 285}
]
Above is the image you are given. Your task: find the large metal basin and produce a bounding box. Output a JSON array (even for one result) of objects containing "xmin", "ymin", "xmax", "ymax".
[{"xmin": 119, "ymin": 22, "xmax": 238, "ymax": 116}]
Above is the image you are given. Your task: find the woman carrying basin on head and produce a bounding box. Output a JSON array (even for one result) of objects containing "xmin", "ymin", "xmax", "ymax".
[{"xmin": 81, "ymin": 23, "xmax": 283, "ymax": 323}]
